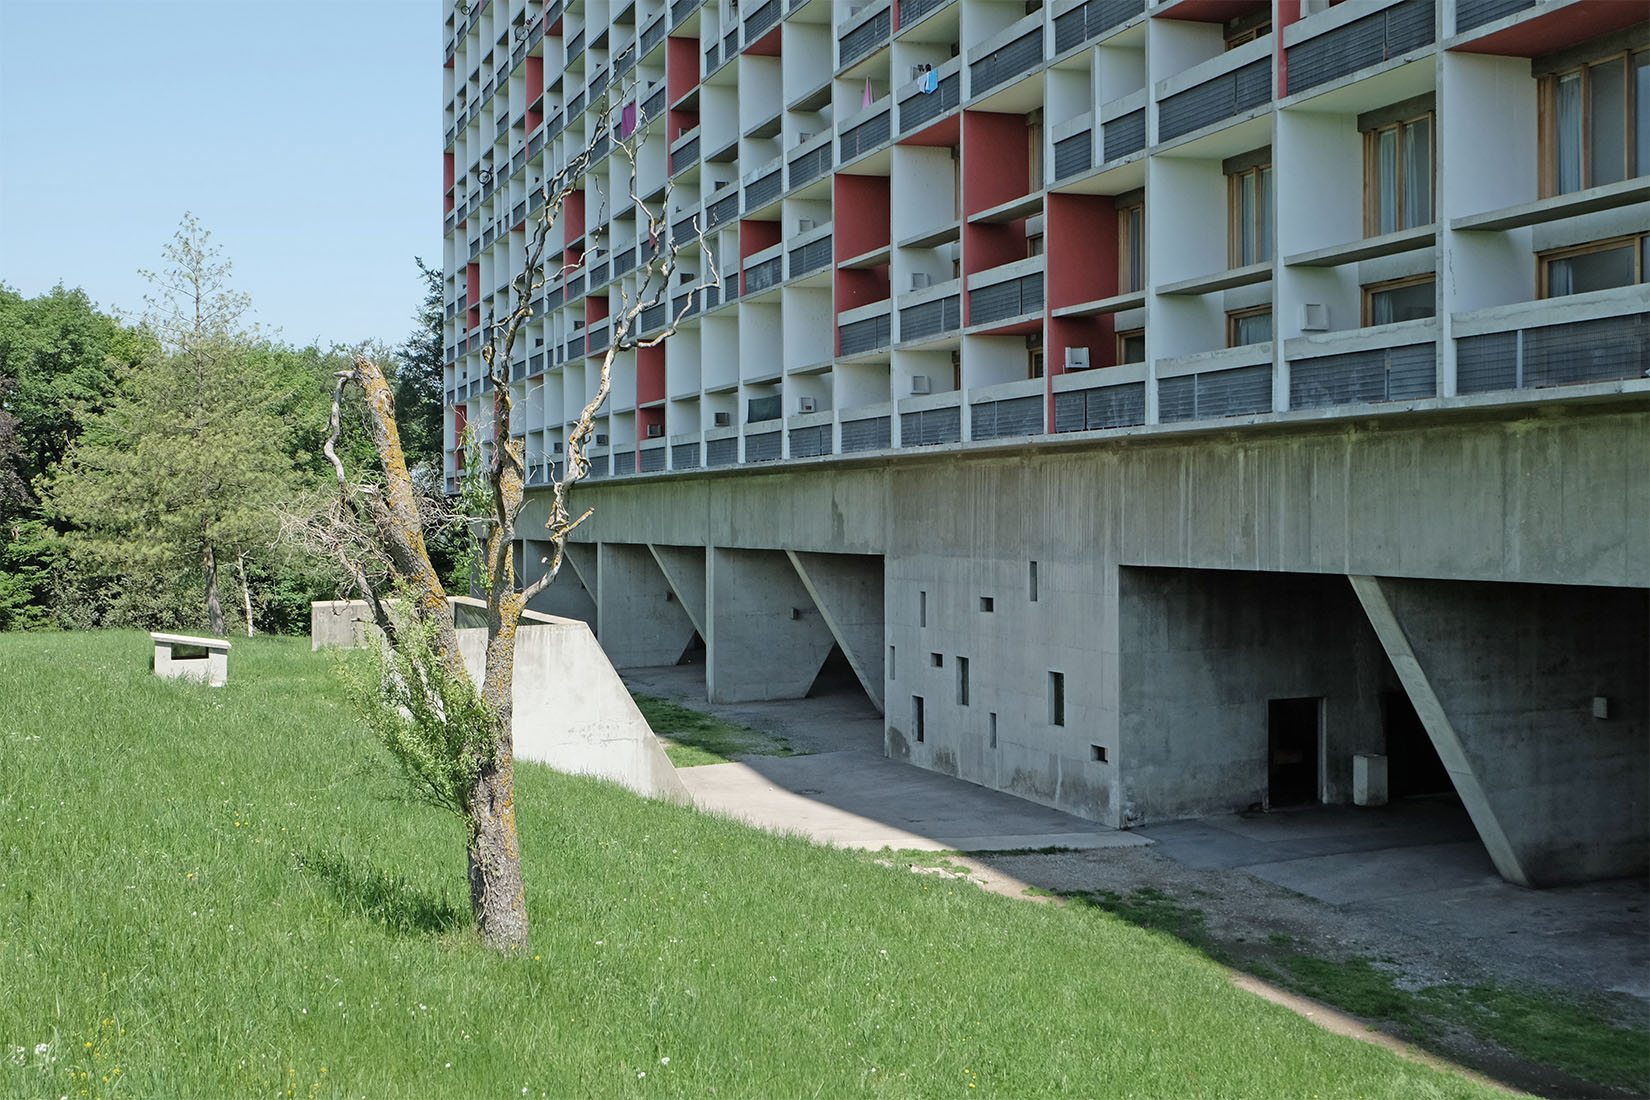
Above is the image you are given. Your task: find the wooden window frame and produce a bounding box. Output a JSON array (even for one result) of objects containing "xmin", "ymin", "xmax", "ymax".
[
  {"xmin": 1538, "ymin": 48, "xmax": 1648, "ymax": 198},
  {"xmin": 1117, "ymin": 199, "xmax": 1144, "ymax": 293},
  {"xmin": 1362, "ymin": 112, "xmax": 1434, "ymax": 238},
  {"xmin": 1536, "ymin": 233, "xmax": 1647, "ymax": 298},
  {"xmin": 1116, "ymin": 327, "xmax": 1145, "ymax": 364},
  {"xmin": 1226, "ymin": 304, "xmax": 1272, "ymax": 347},
  {"xmin": 1360, "ymin": 273, "xmax": 1436, "ymax": 326},
  {"xmin": 1226, "ymin": 163, "xmax": 1271, "ymax": 268}
]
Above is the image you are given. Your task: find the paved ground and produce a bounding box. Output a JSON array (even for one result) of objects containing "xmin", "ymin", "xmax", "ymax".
[{"xmin": 622, "ymin": 662, "xmax": 1650, "ymax": 1096}]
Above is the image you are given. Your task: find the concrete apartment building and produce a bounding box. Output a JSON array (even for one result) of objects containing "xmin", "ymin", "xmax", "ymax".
[{"xmin": 441, "ymin": 0, "xmax": 1649, "ymax": 888}]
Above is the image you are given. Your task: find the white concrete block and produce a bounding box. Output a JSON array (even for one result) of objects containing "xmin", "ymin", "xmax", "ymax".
[{"xmin": 1353, "ymin": 753, "xmax": 1388, "ymax": 807}]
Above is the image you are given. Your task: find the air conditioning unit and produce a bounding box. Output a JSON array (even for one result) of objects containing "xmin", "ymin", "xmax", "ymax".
[
  {"xmin": 1064, "ymin": 346, "xmax": 1091, "ymax": 370},
  {"xmin": 595, "ymin": 434, "xmax": 610, "ymax": 446},
  {"xmin": 573, "ymin": 318, "xmax": 585, "ymax": 329},
  {"xmin": 909, "ymin": 374, "xmax": 931, "ymax": 395},
  {"xmin": 713, "ymin": 411, "xmax": 732, "ymax": 427},
  {"xmin": 552, "ymin": 441, "xmax": 564, "ymax": 453},
  {"xmin": 795, "ymin": 130, "xmax": 814, "ymax": 145},
  {"xmin": 646, "ymin": 423, "xmax": 665, "ymax": 438},
  {"xmin": 798, "ymin": 396, "xmax": 818, "ymax": 413},
  {"xmin": 910, "ymin": 272, "xmax": 931, "ymax": 290},
  {"xmin": 798, "ymin": 218, "xmax": 816, "ymax": 233},
  {"xmin": 1300, "ymin": 303, "xmax": 1329, "ymax": 332}
]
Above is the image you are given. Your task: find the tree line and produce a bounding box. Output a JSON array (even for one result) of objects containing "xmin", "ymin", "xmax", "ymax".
[{"xmin": 0, "ymin": 215, "xmax": 452, "ymax": 635}]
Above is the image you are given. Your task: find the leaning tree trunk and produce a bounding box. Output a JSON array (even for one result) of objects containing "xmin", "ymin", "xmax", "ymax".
[
  {"xmin": 203, "ymin": 540, "xmax": 226, "ymax": 636},
  {"xmin": 467, "ymin": 600, "xmax": 529, "ymax": 950}
]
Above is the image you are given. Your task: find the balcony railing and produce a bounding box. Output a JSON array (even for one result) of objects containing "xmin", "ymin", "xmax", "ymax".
[
  {"xmin": 1286, "ymin": 0, "xmax": 1434, "ymax": 97},
  {"xmin": 899, "ymin": 294, "xmax": 961, "ymax": 342},
  {"xmin": 970, "ymin": 27, "xmax": 1041, "ymax": 98},
  {"xmin": 1053, "ymin": 0, "xmax": 1144, "ymax": 54},
  {"xmin": 788, "ymin": 235, "xmax": 832, "ymax": 278},
  {"xmin": 1054, "ymin": 376, "xmax": 1147, "ymax": 432},
  {"xmin": 839, "ymin": 6, "xmax": 891, "ymax": 69},
  {"xmin": 1290, "ymin": 342, "xmax": 1436, "ymax": 409},
  {"xmin": 1456, "ymin": 304, "xmax": 1648, "ymax": 396},
  {"xmin": 841, "ymin": 414, "xmax": 891, "ymax": 452},
  {"xmin": 898, "ymin": 68, "xmax": 960, "ymax": 134},
  {"xmin": 1158, "ymin": 358, "xmax": 1272, "ymax": 422},
  {"xmin": 969, "ymin": 269, "xmax": 1044, "ymax": 326},
  {"xmin": 840, "ymin": 311, "xmax": 892, "ymax": 355},
  {"xmin": 839, "ymin": 108, "xmax": 890, "ymax": 162},
  {"xmin": 745, "ymin": 255, "xmax": 783, "ymax": 293},
  {"xmin": 1158, "ymin": 52, "xmax": 1270, "ymax": 143}
]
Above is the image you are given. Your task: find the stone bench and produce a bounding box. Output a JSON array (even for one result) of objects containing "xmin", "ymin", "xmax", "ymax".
[{"xmin": 150, "ymin": 632, "xmax": 231, "ymax": 687}]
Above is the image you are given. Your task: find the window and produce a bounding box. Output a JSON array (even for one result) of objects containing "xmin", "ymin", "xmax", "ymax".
[
  {"xmin": 919, "ymin": 590, "xmax": 927, "ymax": 627},
  {"xmin": 889, "ymin": 645, "xmax": 896, "ymax": 680},
  {"xmin": 913, "ymin": 696, "xmax": 925, "ymax": 742},
  {"xmin": 1117, "ymin": 195, "xmax": 1144, "ymax": 293},
  {"xmin": 957, "ymin": 657, "xmax": 969, "ymax": 705},
  {"xmin": 1363, "ymin": 111, "xmax": 1433, "ymax": 235},
  {"xmin": 1539, "ymin": 235, "xmax": 1648, "ymax": 297},
  {"xmin": 1541, "ymin": 48, "xmax": 1649, "ymax": 196},
  {"xmin": 988, "ymin": 712, "xmax": 998, "ymax": 749},
  {"xmin": 1048, "ymin": 671, "xmax": 1065, "ymax": 726},
  {"xmin": 1224, "ymin": 9, "xmax": 1271, "ymax": 50},
  {"xmin": 1028, "ymin": 350, "xmax": 1044, "ymax": 379},
  {"xmin": 1117, "ymin": 328, "xmax": 1145, "ymax": 364},
  {"xmin": 1362, "ymin": 276, "xmax": 1436, "ymax": 325},
  {"xmin": 1227, "ymin": 306, "xmax": 1273, "ymax": 346},
  {"xmin": 979, "ymin": 596, "xmax": 995, "ymax": 612},
  {"xmin": 931, "ymin": 652, "xmax": 944, "ymax": 668},
  {"xmin": 1028, "ymin": 560, "xmax": 1039, "ymax": 603},
  {"xmin": 1226, "ymin": 158, "xmax": 1273, "ymax": 267}
]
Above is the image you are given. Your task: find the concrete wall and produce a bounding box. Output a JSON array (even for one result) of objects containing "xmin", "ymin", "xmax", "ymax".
[
  {"xmin": 1355, "ymin": 577, "xmax": 1649, "ymax": 887},
  {"xmin": 706, "ymin": 548, "xmax": 838, "ymax": 703},
  {"xmin": 596, "ymin": 543, "xmax": 698, "ymax": 668},
  {"xmin": 1117, "ymin": 569, "xmax": 1388, "ymax": 827}
]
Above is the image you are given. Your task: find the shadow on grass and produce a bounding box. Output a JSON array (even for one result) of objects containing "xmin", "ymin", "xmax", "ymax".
[{"xmin": 295, "ymin": 847, "xmax": 466, "ymax": 937}]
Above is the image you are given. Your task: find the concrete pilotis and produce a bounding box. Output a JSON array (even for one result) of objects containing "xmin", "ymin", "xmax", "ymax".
[
  {"xmin": 785, "ymin": 551, "xmax": 886, "ymax": 715},
  {"xmin": 648, "ymin": 544, "xmax": 708, "ymax": 638},
  {"xmin": 706, "ymin": 547, "xmax": 838, "ymax": 704},
  {"xmin": 522, "ymin": 538, "xmax": 597, "ymax": 626},
  {"xmin": 563, "ymin": 543, "xmax": 600, "ymax": 632},
  {"xmin": 596, "ymin": 543, "xmax": 699, "ymax": 669},
  {"xmin": 1351, "ymin": 576, "xmax": 1649, "ymax": 887}
]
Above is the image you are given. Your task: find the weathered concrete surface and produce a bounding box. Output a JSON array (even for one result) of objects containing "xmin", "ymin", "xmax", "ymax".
[
  {"xmin": 596, "ymin": 542, "xmax": 697, "ymax": 668},
  {"xmin": 1118, "ymin": 569, "xmax": 1389, "ymax": 827},
  {"xmin": 648, "ymin": 544, "xmax": 708, "ymax": 636},
  {"xmin": 456, "ymin": 617, "xmax": 688, "ymax": 803},
  {"xmin": 1351, "ymin": 576, "xmax": 1649, "ymax": 887},
  {"xmin": 522, "ymin": 538, "xmax": 597, "ymax": 626},
  {"xmin": 311, "ymin": 599, "xmax": 375, "ymax": 650},
  {"xmin": 151, "ymin": 631, "xmax": 230, "ymax": 687},
  {"xmin": 562, "ymin": 543, "xmax": 600, "ymax": 633},
  {"xmin": 706, "ymin": 547, "xmax": 837, "ymax": 703},
  {"xmin": 786, "ymin": 550, "xmax": 885, "ymax": 714}
]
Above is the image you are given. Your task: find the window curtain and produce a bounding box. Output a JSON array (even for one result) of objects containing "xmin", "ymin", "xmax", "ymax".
[
  {"xmin": 1556, "ymin": 72, "xmax": 1582, "ymax": 193},
  {"xmin": 1377, "ymin": 129, "xmax": 1398, "ymax": 233},
  {"xmin": 1402, "ymin": 117, "xmax": 1430, "ymax": 228}
]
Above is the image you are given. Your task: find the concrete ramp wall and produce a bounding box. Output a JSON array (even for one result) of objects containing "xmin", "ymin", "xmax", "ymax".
[{"xmin": 457, "ymin": 617, "xmax": 688, "ymax": 803}]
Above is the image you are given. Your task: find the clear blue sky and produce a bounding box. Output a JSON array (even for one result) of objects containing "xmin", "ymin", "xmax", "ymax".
[{"xmin": 0, "ymin": 0, "xmax": 442, "ymax": 349}]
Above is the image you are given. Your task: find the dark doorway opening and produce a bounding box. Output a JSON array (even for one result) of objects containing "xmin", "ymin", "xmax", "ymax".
[
  {"xmin": 1268, "ymin": 697, "xmax": 1321, "ymax": 807},
  {"xmin": 1383, "ymin": 690, "xmax": 1452, "ymax": 799},
  {"xmin": 676, "ymin": 631, "xmax": 705, "ymax": 666},
  {"xmin": 806, "ymin": 644, "xmax": 860, "ymax": 699}
]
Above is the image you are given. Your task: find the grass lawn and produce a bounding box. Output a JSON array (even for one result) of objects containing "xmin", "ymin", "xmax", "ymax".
[
  {"xmin": 0, "ymin": 631, "xmax": 1510, "ymax": 1099},
  {"xmin": 631, "ymin": 694, "xmax": 798, "ymax": 767}
]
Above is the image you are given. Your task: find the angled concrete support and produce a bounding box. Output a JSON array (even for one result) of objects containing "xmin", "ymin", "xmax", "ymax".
[
  {"xmin": 564, "ymin": 543, "xmax": 600, "ymax": 633},
  {"xmin": 786, "ymin": 550, "xmax": 885, "ymax": 715},
  {"xmin": 706, "ymin": 547, "xmax": 837, "ymax": 703},
  {"xmin": 648, "ymin": 544, "xmax": 707, "ymax": 637},
  {"xmin": 1351, "ymin": 575, "xmax": 1648, "ymax": 887},
  {"xmin": 522, "ymin": 538, "xmax": 597, "ymax": 626},
  {"xmin": 596, "ymin": 542, "xmax": 699, "ymax": 669}
]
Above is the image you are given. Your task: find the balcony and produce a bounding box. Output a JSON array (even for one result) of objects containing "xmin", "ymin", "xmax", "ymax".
[
  {"xmin": 787, "ymin": 227, "xmax": 833, "ymax": 280},
  {"xmin": 969, "ymin": 378, "xmax": 1046, "ymax": 441},
  {"xmin": 1155, "ymin": 344, "xmax": 1274, "ymax": 423},
  {"xmin": 897, "ymin": 279, "xmax": 963, "ymax": 345},
  {"xmin": 841, "ymin": 406, "xmax": 893, "ymax": 452},
  {"xmin": 967, "ymin": 257, "xmax": 1045, "ymax": 329},
  {"xmin": 1053, "ymin": 0, "xmax": 1145, "ymax": 55},
  {"xmin": 1053, "ymin": 363, "xmax": 1148, "ymax": 433},
  {"xmin": 839, "ymin": 301, "xmax": 893, "ymax": 357},
  {"xmin": 839, "ymin": 100, "xmax": 892, "ymax": 164},
  {"xmin": 1284, "ymin": 319, "xmax": 1439, "ymax": 409},
  {"xmin": 1155, "ymin": 38, "xmax": 1271, "ymax": 146},
  {"xmin": 1284, "ymin": 0, "xmax": 1435, "ymax": 99},
  {"xmin": 899, "ymin": 391, "xmax": 963, "ymax": 447},
  {"xmin": 1454, "ymin": 287, "xmax": 1649, "ymax": 397},
  {"xmin": 897, "ymin": 58, "xmax": 961, "ymax": 136},
  {"xmin": 837, "ymin": 1, "xmax": 892, "ymax": 72},
  {"xmin": 968, "ymin": 13, "xmax": 1044, "ymax": 101}
]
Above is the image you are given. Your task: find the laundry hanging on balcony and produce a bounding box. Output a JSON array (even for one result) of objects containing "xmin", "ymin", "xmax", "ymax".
[{"xmin": 863, "ymin": 77, "xmax": 874, "ymax": 108}]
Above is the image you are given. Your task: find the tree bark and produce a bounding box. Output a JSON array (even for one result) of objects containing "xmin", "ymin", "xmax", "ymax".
[
  {"xmin": 468, "ymin": 613, "xmax": 528, "ymax": 950},
  {"xmin": 203, "ymin": 540, "xmax": 226, "ymax": 636},
  {"xmin": 237, "ymin": 552, "xmax": 254, "ymax": 637}
]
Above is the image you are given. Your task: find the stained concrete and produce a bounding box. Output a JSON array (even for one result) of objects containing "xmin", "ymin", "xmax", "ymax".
[
  {"xmin": 786, "ymin": 550, "xmax": 886, "ymax": 714},
  {"xmin": 596, "ymin": 542, "xmax": 697, "ymax": 668},
  {"xmin": 706, "ymin": 547, "xmax": 837, "ymax": 703}
]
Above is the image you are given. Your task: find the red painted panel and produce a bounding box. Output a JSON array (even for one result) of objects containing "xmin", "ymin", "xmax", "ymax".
[
  {"xmin": 961, "ymin": 112, "xmax": 1029, "ymax": 216},
  {"xmin": 667, "ymin": 37, "xmax": 699, "ymax": 104},
  {"xmin": 1154, "ymin": 0, "xmax": 1266, "ymax": 22},
  {"xmin": 636, "ymin": 345, "xmax": 667, "ymax": 405},
  {"xmin": 444, "ymin": 152, "xmax": 456, "ymax": 190},
  {"xmin": 1047, "ymin": 193, "xmax": 1116, "ymax": 309},
  {"xmin": 668, "ymin": 107, "xmax": 700, "ymax": 143},
  {"xmin": 833, "ymin": 266, "xmax": 891, "ymax": 314},
  {"xmin": 745, "ymin": 27, "xmax": 781, "ymax": 56},
  {"xmin": 526, "ymin": 54, "xmax": 544, "ymax": 96},
  {"xmin": 564, "ymin": 191, "xmax": 585, "ymax": 249},
  {"xmin": 962, "ymin": 221, "xmax": 1025, "ymax": 278},
  {"xmin": 832, "ymin": 174, "xmax": 891, "ymax": 262},
  {"xmin": 454, "ymin": 405, "xmax": 466, "ymax": 438},
  {"xmin": 466, "ymin": 262, "xmax": 481, "ymax": 306},
  {"xmin": 739, "ymin": 219, "xmax": 782, "ymax": 294},
  {"xmin": 1452, "ymin": 1, "xmax": 1645, "ymax": 56},
  {"xmin": 899, "ymin": 115, "xmax": 961, "ymax": 148},
  {"xmin": 527, "ymin": 103, "xmax": 543, "ymax": 133},
  {"xmin": 586, "ymin": 294, "xmax": 610, "ymax": 327},
  {"xmin": 1048, "ymin": 314, "xmax": 1114, "ymax": 374}
]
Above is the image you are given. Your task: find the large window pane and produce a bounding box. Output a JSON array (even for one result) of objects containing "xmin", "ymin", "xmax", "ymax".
[
  {"xmin": 1556, "ymin": 72, "xmax": 1583, "ymax": 193},
  {"xmin": 1589, "ymin": 58, "xmax": 1626, "ymax": 187},
  {"xmin": 1377, "ymin": 128, "xmax": 1398, "ymax": 233},
  {"xmin": 1548, "ymin": 244, "xmax": 1635, "ymax": 296},
  {"xmin": 1125, "ymin": 207, "xmax": 1143, "ymax": 292},
  {"xmin": 1239, "ymin": 173, "xmax": 1256, "ymax": 265},
  {"xmin": 1232, "ymin": 310, "xmax": 1272, "ymax": 345},
  {"xmin": 1402, "ymin": 117, "xmax": 1431, "ymax": 228},
  {"xmin": 1370, "ymin": 280, "xmax": 1435, "ymax": 325},
  {"xmin": 1633, "ymin": 52, "xmax": 1648, "ymax": 177},
  {"xmin": 1258, "ymin": 165, "xmax": 1273, "ymax": 261}
]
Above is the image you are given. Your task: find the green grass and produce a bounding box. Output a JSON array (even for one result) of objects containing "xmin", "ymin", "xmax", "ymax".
[
  {"xmin": 1, "ymin": 632, "xmax": 1512, "ymax": 1099},
  {"xmin": 632, "ymin": 693, "xmax": 798, "ymax": 767}
]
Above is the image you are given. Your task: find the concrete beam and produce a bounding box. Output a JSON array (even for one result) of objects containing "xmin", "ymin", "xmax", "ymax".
[
  {"xmin": 596, "ymin": 542, "xmax": 699, "ymax": 669},
  {"xmin": 648, "ymin": 544, "xmax": 708, "ymax": 637},
  {"xmin": 1350, "ymin": 575, "xmax": 1649, "ymax": 887},
  {"xmin": 707, "ymin": 547, "xmax": 837, "ymax": 703},
  {"xmin": 786, "ymin": 550, "xmax": 886, "ymax": 715}
]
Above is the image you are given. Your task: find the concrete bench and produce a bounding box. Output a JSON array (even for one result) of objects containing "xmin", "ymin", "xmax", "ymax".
[{"xmin": 150, "ymin": 632, "xmax": 231, "ymax": 687}]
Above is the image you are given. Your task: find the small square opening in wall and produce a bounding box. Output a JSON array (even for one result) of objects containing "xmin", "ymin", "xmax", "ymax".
[
  {"xmin": 931, "ymin": 652, "xmax": 943, "ymax": 668},
  {"xmin": 1049, "ymin": 671, "xmax": 1065, "ymax": 726},
  {"xmin": 979, "ymin": 596, "xmax": 995, "ymax": 613},
  {"xmin": 913, "ymin": 696, "xmax": 925, "ymax": 743},
  {"xmin": 1090, "ymin": 744, "xmax": 1108, "ymax": 763}
]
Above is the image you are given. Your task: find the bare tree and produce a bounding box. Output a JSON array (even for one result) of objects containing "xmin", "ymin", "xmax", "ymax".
[{"xmin": 311, "ymin": 80, "xmax": 717, "ymax": 951}]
